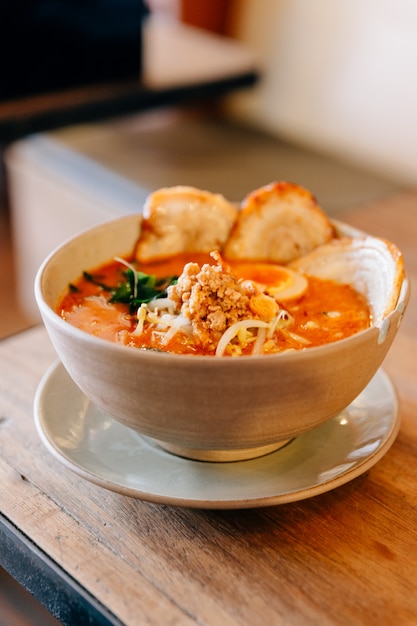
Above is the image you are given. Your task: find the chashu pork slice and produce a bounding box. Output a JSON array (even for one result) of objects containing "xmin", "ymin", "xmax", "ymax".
[
  {"xmin": 135, "ymin": 186, "xmax": 238, "ymax": 262},
  {"xmin": 290, "ymin": 235, "xmax": 405, "ymax": 324},
  {"xmin": 223, "ymin": 181, "xmax": 335, "ymax": 264}
]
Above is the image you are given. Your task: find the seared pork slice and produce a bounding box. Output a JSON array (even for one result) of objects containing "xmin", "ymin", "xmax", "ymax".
[
  {"xmin": 223, "ymin": 181, "xmax": 335, "ymax": 264},
  {"xmin": 135, "ymin": 186, "xmax": 238, "ymax": 262},
  {"xmin": 290, "ymin": 235, "xmax": 405, "ymax": 324}
]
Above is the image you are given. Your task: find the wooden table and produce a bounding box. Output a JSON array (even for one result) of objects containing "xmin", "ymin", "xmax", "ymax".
[{"xmin": 1, "ymin": 191, "xmax": 417, "ymax": 625}]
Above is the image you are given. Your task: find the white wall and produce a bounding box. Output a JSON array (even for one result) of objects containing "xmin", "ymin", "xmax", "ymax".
[{"xmin": 225, "ymin": 0, "xmax": 417, "ymax": 183}]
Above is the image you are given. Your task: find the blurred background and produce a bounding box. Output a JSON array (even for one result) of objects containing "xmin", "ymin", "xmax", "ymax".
[
  {"xmin": 2, "ymin": 0, "xmax": 415, "ymax": 336},
  {"xmin": 0, "ymin": 1, "xmax": 416, "ymax": 622}
]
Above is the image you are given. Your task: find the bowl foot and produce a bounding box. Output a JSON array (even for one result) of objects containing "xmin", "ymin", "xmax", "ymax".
[{"xmin": 152, "ymin": 438, "xmax": 292, "ymax": 462}]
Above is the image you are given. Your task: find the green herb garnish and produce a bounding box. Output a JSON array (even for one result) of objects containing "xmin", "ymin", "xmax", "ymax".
[
  {"xmin": 110, "ymin": 268, "xmax": 177, "ymax": 312},
  {"xmin": 82, "ymin": 271, "xmax": 113, "ymax": 291},
  {"xmin": 83, "ymin": 257, "xmax": 177, "ymax": 314},
  {"xmin": 83, "ymin": 257, "xmax": 178, "ymax": 313}
]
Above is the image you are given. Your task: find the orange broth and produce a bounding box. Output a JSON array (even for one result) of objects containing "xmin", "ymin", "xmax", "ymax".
[{"xmin": 58, "ymin": 253, "xmax": 371, "ymax": 355}]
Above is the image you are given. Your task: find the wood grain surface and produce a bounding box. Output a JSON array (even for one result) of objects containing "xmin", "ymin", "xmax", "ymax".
[{"xmin": 1, "ymin": 191, "xmax": 416, "ymax": 626}]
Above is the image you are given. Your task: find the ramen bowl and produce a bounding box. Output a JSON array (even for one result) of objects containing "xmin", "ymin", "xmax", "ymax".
[{"xmin": 34, "ymin": 214, "xmax": 409, "ymax": 462}]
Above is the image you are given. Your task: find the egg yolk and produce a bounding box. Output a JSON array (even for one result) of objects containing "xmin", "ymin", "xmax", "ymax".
[{"xmin": 230, "ymin": 262, "xmax": 308, "ymax": 300}]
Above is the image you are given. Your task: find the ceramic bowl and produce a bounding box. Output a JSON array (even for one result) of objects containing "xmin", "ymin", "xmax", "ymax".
[{"xmin": 34, "ymin": 214, "xmax": 409, "ymax": 461}]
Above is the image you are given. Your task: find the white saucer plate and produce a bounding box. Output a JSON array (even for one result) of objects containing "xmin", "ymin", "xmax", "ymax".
[{"xmin": 34, "ymin": 362, "xmax": 400, "ymax": 509}]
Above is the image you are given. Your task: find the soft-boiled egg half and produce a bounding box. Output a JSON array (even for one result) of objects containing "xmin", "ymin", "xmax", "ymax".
[{"xmin": 230, "ymin": 262, "xmax": 308, "ymax": 300}]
